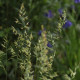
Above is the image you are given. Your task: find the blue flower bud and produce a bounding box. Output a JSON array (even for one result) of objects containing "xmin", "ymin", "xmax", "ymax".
[
  {"xmin": 58, "ymin": 8, "xmax": 63, "ymax": 15},
  {"xmin": 44, "ymin": 10, "xmax": 53, "ymax": 18},
  {"xmin": 63, "ymin": 21, "xmax": 72, "ymax": 29},
  {"xmin": 38, "ymin": 30, "xmax": 42, "ymax": 36},
  {"xmin": 47, "ymin": 42, "xmax": 52, "ymax": 48},
  {"xmin": 74, "ymin": 0, "xmax": 80, "ymax": 3}
]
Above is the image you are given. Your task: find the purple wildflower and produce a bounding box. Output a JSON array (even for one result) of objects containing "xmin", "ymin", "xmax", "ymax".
[
  {"xmin": 58, "ymin": 8, "xmax": 63, "ymax": 14},
  {"xmin": 63, "ymin": 21, "xmax": 72, "ymax": 29},
  {"xmin": 38, "ymin": 30, "xmax": 42, "ymax": 36},
  {"xmin": 58, "ymin": 8, "xmax": 64, "ymax": 20},
  {"xmin": 47, "ymin": 42, "xmax": 52, "ymax": 48},
  {"xmin": 74, "ymin": 0, "xmax": 80, "ymax": 3},
  {"xmin": 44, "ymin": 10, "xmax": 53, "ymax": 18}
]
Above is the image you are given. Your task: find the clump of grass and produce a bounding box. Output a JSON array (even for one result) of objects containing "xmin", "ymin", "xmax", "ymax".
[
  {"xmin": 12, "ymin": 3, "xmax": 33, "ymax": 80},
  {"xmin": 34, "ymin": 25, "xmax": 54, "ymax": 80},
  {"xmin": 0, "ymin": 3, "xmax": 78, "ymax": 80}
]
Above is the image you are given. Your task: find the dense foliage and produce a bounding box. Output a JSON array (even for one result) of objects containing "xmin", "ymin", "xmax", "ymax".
[{"xmin": 0, "ymin": 0, "xmax": 80, "ymax": 80}]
